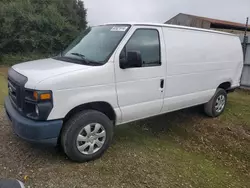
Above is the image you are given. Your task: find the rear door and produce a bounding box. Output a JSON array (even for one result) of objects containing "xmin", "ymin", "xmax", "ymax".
[{"xmin": 113, "ymin": 26, "xmax": 167, "ymax": 123}]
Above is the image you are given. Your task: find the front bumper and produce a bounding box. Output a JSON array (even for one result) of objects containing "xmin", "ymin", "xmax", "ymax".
[{"xmin": 4, "ymin": 97, "xmax": 63, "ymax": 146}]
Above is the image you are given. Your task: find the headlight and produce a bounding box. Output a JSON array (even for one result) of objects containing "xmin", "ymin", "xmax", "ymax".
[{"xmin": 25, "ymin": 90, "xmax": 53, "ymax": 120}]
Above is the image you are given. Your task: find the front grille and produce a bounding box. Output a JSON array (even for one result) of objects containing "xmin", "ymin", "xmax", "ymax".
[
  {"xmin": 8, "ymin": 68, "xmax": 28, "ymax": 114},
  {"xmin": 8, "ymin": 79, "xmax": 21, "ymax": 109}
]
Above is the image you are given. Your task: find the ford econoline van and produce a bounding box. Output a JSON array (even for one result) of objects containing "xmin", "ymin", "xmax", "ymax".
[{"xmin": 5, "ymin": 23, "xmax": 243, "ymax": 162}]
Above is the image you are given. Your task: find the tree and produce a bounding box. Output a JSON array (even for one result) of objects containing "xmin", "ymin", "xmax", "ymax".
[{"xmin": 0, "ymin": 0, "xmax": 87, "ymax": 57}]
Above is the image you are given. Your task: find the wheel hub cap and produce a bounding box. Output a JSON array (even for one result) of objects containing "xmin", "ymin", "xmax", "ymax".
[
  {"xmin": 215, "ymin": 94, "xmax": 225, "ymax": 113},
  {"xmin": 76, "ymin": 123, "xmax": 106, "ymax": 155}
]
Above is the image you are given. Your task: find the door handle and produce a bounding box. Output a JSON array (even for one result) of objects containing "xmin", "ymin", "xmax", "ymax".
[{"xmin": 160, "ymin": 79, "xmax": 164, "ymax": 89}]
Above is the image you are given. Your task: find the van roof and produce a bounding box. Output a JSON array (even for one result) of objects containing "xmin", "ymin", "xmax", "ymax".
[{"xmin": 100, "ymin": 22, "xmax": 236, "ymax": 36}]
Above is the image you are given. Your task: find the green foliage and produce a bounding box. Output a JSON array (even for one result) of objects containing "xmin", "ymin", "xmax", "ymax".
[
  {"xmin": 0, "ymin": 53, "xmax": 47, "ymax": 66},
  {"xmin": 0, "ymin": 0, "xmax": 87, "ymax": 64}
]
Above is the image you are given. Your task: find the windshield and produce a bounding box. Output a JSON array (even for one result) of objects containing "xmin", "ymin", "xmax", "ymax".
[{"xmin": 58, "ymin": 25, "xmax": 130, "ymax": 65}]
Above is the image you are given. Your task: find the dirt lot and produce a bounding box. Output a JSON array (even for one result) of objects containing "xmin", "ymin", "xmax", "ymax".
[{"xmin": 0, "ymin": 69, "xmax": 250, "ymax": 188}]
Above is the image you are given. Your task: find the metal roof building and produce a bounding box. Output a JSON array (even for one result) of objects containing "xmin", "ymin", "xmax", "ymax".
[{"xmin": 165, "ymin": 13, "xmax": 250, "ymax": 31}]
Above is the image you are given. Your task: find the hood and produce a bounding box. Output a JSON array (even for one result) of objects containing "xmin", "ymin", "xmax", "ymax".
[{"xmin": 12, "ymin": 58, "xmax": 92, "ymax": 88}]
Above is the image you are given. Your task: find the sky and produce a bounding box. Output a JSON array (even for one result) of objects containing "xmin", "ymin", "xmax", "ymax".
[{"xmin": 83, "ymin": 0, "xmax": 250, "ymax": 26}]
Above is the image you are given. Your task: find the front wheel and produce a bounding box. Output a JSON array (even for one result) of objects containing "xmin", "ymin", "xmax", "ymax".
[
  {"xmin": 204, "ymin": 88, "xmax": 227, "ymax": 117},
  {"xmin": 61, "ymin": 110, "xmax": 114, "ymax": 162}
]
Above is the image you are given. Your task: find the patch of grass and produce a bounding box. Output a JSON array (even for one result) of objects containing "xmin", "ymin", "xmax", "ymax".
[
  {"xmin": 223, "ymin": 90, "xmax": 250, "ymax": 125},
  {"xmin": 0, "ymin": 67, "xmax": 8, "ymax": 77},
  {"xmin": 0, "ymin": 74, "xmax": 7, "ymax": 106},
  {"xmin": 0, "ymin": 53, "xmax": 49, "ymax": 66},
  {"xmin": 138, "ymin": 92, "xmax": 250, "ymax": 178},
  {"xmin": 95, "ymin": 124, "xmax": 249, "ymax": 188}
]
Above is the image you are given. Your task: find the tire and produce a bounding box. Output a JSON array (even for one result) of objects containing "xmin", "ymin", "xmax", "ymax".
[
  {"xmin": 61, "ymin": 110, "xmax": 114, "ymax": 162},
  {"xmin": 204, "ymin": 88, "xmax": 227, "ymax": 117}
]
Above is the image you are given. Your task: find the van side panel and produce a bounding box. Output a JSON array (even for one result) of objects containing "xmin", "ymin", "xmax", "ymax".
[{"xmin": 162, "ymin": 27, "xmax": 243, "ymax": 113}]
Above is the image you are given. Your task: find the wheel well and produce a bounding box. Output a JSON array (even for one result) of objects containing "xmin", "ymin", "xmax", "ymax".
[
  {"xmin": 218, "ymin": 82, "xmax": 231, "ymax": 91},
  {"xmin": 63, "ymin": 102, "xmax": 116, "ymax": 124}
]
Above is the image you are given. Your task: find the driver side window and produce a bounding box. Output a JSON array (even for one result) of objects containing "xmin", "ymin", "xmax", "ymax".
[{"xmin": 120, "ymin": 29, "xmax": 161, "ymax": 67}]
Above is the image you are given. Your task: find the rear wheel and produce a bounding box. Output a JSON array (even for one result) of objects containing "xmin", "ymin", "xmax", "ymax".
[
  {"xmin": 204, "ymin": 88, "xmax": 227, "ymax": 117},
  {"xmin": 61, "ymin": 110, "xmax": 114, "ymax": 162}
]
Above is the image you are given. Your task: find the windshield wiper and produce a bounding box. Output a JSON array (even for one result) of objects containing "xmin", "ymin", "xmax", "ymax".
[
  {"xmin": 71, "ymin": 52, "xmax": 87, "ymax": 60},
  {"xmin": 70, "ymin": 52, "xmax": 101, "ymax": 65}
]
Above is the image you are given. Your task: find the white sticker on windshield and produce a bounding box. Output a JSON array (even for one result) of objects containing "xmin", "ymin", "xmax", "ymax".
[{"xmin": 111, "ymin": 26, "xmax": 128, "ymax": 32}]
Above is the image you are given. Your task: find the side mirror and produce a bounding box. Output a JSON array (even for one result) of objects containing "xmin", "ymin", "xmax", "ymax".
[{"xmin": 120, "ymin": 51, "xmax": 142, "ymax": 69}]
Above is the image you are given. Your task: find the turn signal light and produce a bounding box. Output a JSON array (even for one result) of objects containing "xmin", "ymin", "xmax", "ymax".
[
  {"xmin": 40, "ymin": 93, "xmax": 51, "ymax": 100},
  {"xmin": 33, "ymin": 91, "xmax": 51, "ymax": 100}
]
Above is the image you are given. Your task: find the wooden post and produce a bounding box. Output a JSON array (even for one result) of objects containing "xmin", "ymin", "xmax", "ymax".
[{"xmin": 243, "ymin": 17, "xmax": 249, "ymax": 62}]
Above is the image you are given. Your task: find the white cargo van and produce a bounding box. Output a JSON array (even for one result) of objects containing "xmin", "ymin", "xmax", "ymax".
[{"xmin": 5, "ymin": 23, "xmax": 243, "ymax": 162}]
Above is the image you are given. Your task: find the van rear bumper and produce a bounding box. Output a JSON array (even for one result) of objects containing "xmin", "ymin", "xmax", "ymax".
[{"xmin": 4, "ymin": 97, "xmax": 63, "ymax": 146}]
